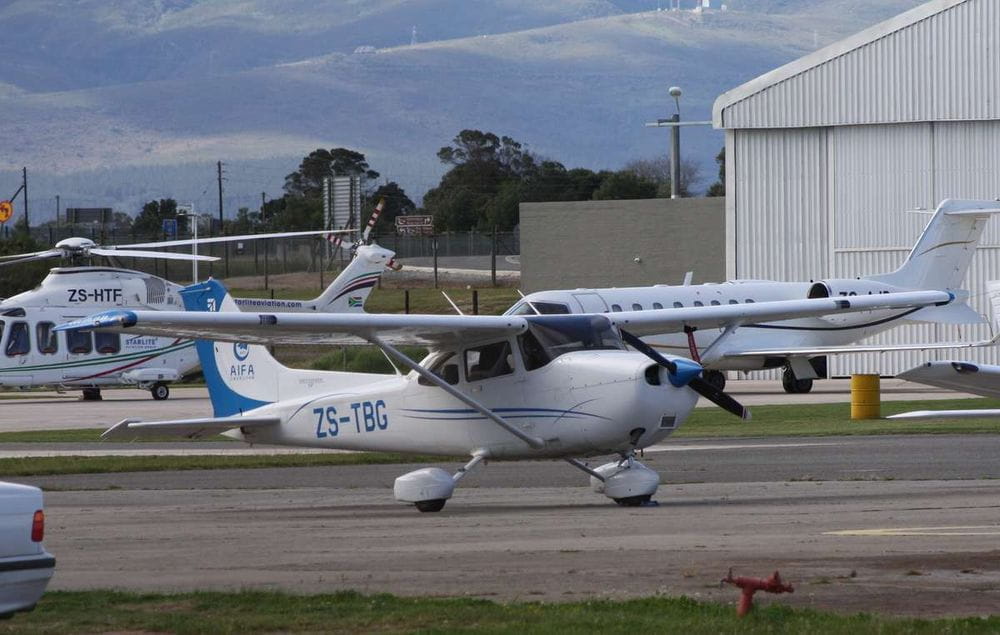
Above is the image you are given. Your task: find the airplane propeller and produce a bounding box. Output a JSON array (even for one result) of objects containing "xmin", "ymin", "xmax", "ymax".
[
  {"xmin": 0, "ymin": 229, "xmax": 354, "ymax": 268},
  {"xmin": 619, "ymin": 328, "xmax": 751, "ymax": 420}
]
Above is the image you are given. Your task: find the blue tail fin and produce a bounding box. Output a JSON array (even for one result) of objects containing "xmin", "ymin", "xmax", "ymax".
[{"xmin": 181, "ymin": 280, "xmax": 274, "ymax": 417}]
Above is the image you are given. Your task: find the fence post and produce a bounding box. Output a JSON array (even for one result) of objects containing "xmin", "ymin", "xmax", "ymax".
[
  {"xmin": 404, "ymin": 289, "xmax": 410, "ymax": 314},
  {"xmin": 491, "ymin": 225, "xmax": 497, "ymax": 287},
  {"xmin": 264, "ymin": 240, "xmax": 269, "ymax": 290},
  {"xmin": 432, "ymin": 236, "xmax": 439, "ymax": 289},
  {"xmin": 472, "ymin": 289, "xmax": 479, "ymax": 315}
]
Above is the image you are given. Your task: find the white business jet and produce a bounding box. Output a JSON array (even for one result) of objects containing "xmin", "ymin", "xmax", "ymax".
[
  {"xmin": 60, "ymin": 280, "xmax": 953, "ymax": 511},
  {"xmin": 508, "ymin": 199, "xmax": 1000, "ymax": 393},
  {"xmin": 0, "ymin": 233, "xmax": 394, "ymax": 400}
]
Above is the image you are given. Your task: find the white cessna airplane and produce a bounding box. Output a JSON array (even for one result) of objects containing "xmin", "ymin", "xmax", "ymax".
[
  {"xmin": 508, "ymin": 199, "xmax": 1000, "ymax": 393},
  {"xmin": 0, "ymin": 234, "xmax": 396, "ymax": 400},
  {"xmin": 61, "ymin": 280, "xmax": 954, "ymax": 511}
]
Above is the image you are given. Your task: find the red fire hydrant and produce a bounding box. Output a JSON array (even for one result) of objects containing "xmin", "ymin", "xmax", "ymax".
[{"xmin": 721, "ymin": 568, "xmax": 794, "ymax": 617}]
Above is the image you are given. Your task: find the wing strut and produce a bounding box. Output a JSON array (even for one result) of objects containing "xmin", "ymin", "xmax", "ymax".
[{"xmin": 368, "ymin": 336, "xmax": 546, "ymax": 450}]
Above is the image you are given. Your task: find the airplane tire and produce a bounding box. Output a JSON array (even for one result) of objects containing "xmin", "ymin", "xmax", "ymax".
[
  {"xmin": 82, "ymin": 388, "xmax": 102, "ymax": 401},
  {"xmin": 150, "ymin": 383, "xmax": 170, "ymax": 401},
  {"xmin": 782, "ymin": 368, "xmax": 814, "ymax": 394},
  {"xmin": 614, "ymin": 494, "xmax": 651, "ymax": 507},
  {"xmin": 703, "ymin": 370, "xmax": 726, "ymax": 391},
  {"xmin": 415, "ymin": 499, "xmax": 447, "ymax": 513}
]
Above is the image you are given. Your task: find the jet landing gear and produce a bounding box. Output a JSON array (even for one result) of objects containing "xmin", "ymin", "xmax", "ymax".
[
  {"xmin": 703, "ymin": 370, "xmax": 726, "ymax": 391},
  {"xmin": 394, "ymin": 452, "xmax": 488, "ymax": 512},
  {"xmin": 81, "ymin": 388, "xmax": 102, "ymax": 401},
  {"xmin": 781, "ymin": 367, "xmax": 813, "ymax": 394}
]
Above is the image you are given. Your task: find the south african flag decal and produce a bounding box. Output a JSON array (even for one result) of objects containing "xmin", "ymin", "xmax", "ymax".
[{"xmin": 347, "ymin": 296, "xmax": 364, "ymax": 307}]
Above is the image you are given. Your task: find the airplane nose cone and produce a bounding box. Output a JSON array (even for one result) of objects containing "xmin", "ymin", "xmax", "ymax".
[{"xmin": 667, "ymin": 357, "xmax": 703, "ymax": 387}]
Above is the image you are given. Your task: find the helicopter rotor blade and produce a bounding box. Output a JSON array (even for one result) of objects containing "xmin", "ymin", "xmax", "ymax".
[
  {"xmin": 117, "ymin": 229, "xmax": 355, "ymax": 250},
  {"xmin": 0, "ymin": 250, "xmax": 65, "ymax": 267},
  {"xmin": 89, "ymin": 248, "xmax": 219, "ymax": 262}
]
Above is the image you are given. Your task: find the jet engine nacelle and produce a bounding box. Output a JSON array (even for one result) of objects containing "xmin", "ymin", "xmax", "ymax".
[{"xmin": 807, "ymin": 279, "xmax": 906, "ymax": 299}]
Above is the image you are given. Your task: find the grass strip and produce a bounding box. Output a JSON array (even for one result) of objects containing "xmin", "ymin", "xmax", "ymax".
[
  {"xmin": 0, "ymin": 452, "xmax": 460, "ymax": 478},
  {"xmin": 2, "ymin": 590, "xmax": 997, "ymax": 634}
]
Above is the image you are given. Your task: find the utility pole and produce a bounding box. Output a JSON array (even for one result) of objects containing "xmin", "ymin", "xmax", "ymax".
[
  {"xmin": 644, "ymin": 86, "xmax": 711, "ymax": 199},
  {"xmin": 55, "ymin": 195, "xmax": 60, "ymax": 226},
  {"xmin": 217, "ymin": 161, "xmax": 228, "ymax": 276},
  {"xmin": 22, "ymin": 167, "xmax": 28, "ymax": 231}
]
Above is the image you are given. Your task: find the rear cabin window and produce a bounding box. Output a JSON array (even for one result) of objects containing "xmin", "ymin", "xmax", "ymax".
[
  {"xmin": 694, "ymin": 301, "xmax": 704, "ymax": 307},
  {"xmin": 745, "ymin": 299, "xmax": 755, "ymax": 304},
  {"xmin": 728, "ymin": 299, "xmax": 739, "ymax": 305},
  {"xmin": 631, "ymin": 303, "xmax": 643, "ymax": 311},
  {"xmin": 464, "ymin": 341, "xmax": 514, "ymax": 382},
  {"xmin": 611, "ymin": 304, "xmax": 622, "ymax": 312},
  {"xmin": 5, "ymin": 321, "xmax": 29, "ymax": 357},
  {"xmin": 711, "ymin": 300, "xmax": 721, "ymax": 306},
  {"xmin": 95, "ymin": 332, "xmax": 121, "ymax": 354},
  {"xmin": 67, "ymin": 330, "xmax": 93, "ymax": 354},
  {"xmin": 673, "ymin": 301, "xmax": 683, "ymax": 308},
  {"xmin": 652, "ymin": 302, "xmax": 663, "ymax": 310},
  {"xmin": 36, "ymin": 322, "xmax": 58, "ymax": 354}
]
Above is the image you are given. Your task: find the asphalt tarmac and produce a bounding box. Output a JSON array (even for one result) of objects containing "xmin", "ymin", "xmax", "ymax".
[{"xmin": 3, "ymin": 381, "xmax": 999, "ymax": 617}]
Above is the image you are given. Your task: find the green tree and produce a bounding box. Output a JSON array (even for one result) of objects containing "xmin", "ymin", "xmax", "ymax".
[
  {"xmin": 592, "ymin": 171, "xmax": 658, "ymax": 200},
  {"xmin": 133, "ymin": 199, "xmax": 185, "ymax": 237},
  {"xmin": 283, "ymin": 148, "xmax": 380, "ymax": 198},
  {"xmin": 621, "ymin": 157, "xmax": 701, "ymax": 198},
  {"xmin": 369, "ymin": 182, "xmax": 416, "ymax": 229},
  {"xmin": 706, "ymin": 147, "xmax": 725, "ymax": 197}
]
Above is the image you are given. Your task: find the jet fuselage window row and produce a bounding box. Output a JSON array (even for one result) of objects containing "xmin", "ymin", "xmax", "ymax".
[
  {"xmin": 610, "ymin": 298, "xmax": 757, "ymax": 312},
  {"xmin": 0, "ymin": 319, "xmax": 122, "ymax": 357}
]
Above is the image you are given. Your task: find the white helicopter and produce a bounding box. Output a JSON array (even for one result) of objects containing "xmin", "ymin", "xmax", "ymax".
[
  {"xmin": 509, "ymin": 199, "xmax": 1000, "ymax": 393},
  {"xmin": 0, "ymin": 230, "xmax": 396, "ymax": 400},
  {"xmin": 61, "ymin": 279, "xmax": 954, "ymax": 511}
]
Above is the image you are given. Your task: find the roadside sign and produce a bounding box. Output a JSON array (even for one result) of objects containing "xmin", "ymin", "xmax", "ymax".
[
  {"xmin": 162, "ymin": 218, "xmax": 178, "ymax": 238},
  {"xmin": 395, "ymin": 214, "xmax": 434, "ymax": 235},
  {"xmin": 0, "ymin": 200, "xmax": 12, "ymax": 224}
]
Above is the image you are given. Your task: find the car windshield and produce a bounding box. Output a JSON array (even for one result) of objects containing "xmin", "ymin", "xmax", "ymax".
[{"xmin": 523, "ymin": 315, "xmax": 623, "ymax": 364}]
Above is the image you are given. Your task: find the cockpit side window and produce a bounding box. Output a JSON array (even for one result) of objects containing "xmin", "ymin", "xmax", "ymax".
[
  {"xmin": 4, "ymin": 321, "xmax": 29, "ymax": 357},
  {"xmin": 518, "ymin": 331, "xmax": 550, "ymax": 371},
  {"xmin": 67, "ymin": 330, "xmax": 93, "ymax": 355},
  {"xmin": 36, "ymin": 322, "xmax": 58, "ymax": 354},
  {"xmin": 417, "ymin": 353, "xmax": 460, "ymax": 386},
  {"xmin": 464, "ymin": 340, "xmax": 515, "ymax": 382}
]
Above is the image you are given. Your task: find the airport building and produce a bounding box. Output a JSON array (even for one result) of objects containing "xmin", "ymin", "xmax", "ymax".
[{"xmin": 713, "ymin": 0, "xmax": 1000, "ymax": 376}]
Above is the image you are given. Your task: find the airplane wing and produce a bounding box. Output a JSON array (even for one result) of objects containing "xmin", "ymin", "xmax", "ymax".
[
  {"xmin": 897, "ymin": 361, "xmax": 1000, "ymax": 399},
  {"xmin": 57, "ymin": 290, "xmax": 953, "ymax": 348},
  {"xmin": 727, "ymin": 334, "xmax": 998, "ymax": 358},
  {"xmin": 103, "ymin": 416, "xmax": 281, "ymax": 440},
  {"xmin": 886, "ymin": 361, "xmax": 1000, "ymax": 420}
]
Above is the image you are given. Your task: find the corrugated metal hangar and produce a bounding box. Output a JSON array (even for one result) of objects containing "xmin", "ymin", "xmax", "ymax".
[{"xmin": 713, "ymin": 0, "xmax": 1000, "ymax": 377}]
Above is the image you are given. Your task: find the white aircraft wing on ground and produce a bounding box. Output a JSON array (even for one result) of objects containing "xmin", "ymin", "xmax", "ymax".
[{"xmin": 60, "ymin": 289, "xmax": 955, "ymax": 348}]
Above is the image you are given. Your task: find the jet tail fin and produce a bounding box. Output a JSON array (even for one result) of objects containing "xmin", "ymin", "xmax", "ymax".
[
  {"xmin": 868, "ymin": 199, "xmax": 1000, "ymax": 291},
  {"xmin": 309, "ymin": 243, "xmax": 399, "ymax": 312}
]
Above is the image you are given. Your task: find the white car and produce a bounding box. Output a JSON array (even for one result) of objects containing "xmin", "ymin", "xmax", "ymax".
[{"xmin": 0, "ymin": 481, "xmax": 55, "ymax": 619}]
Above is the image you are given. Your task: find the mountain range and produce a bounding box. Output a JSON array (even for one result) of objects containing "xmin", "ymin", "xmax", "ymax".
[{"xmin": 0, "ymin": 0, "xmax": 926, "ymax": 221}]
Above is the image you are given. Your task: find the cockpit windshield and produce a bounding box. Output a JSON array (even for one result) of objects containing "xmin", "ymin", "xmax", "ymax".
[
  {"xmin": 519, "ymin": 315, "xmax": 623, "ymax": 370},
  {"xmin": 505, "ymin": 301, "xmax": 570, "ymax": 316}
]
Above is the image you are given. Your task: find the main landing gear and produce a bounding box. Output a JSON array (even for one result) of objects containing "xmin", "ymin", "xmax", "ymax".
[
  {"xmin": 150, "ymin": 382, "xmax": 170, "ymax": 400},
  {"xmin": 781, "ymin": 367, "xmax": 813, "ymax": 394},
  {"xmin": 394, "ymin": 452, "xmax": 489, "ymax": 513},
  {"xmin": 81, "ymin": 388, "xmax": 102, "ymax": 401}
]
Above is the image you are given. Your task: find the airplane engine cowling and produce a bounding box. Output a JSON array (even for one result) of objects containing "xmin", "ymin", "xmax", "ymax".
[{"xmin": 807, "ymin": 279, "xmax": 907, "ymax": 299}]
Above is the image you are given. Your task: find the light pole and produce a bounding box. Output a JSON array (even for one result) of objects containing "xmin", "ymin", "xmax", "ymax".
[
  {"xmin": 645, "ymin": 85, "xmax": 712, "ymax": 198},
  {"xmin": 177, "ymin": 205, "xmax": 202, "ymax": 282}
]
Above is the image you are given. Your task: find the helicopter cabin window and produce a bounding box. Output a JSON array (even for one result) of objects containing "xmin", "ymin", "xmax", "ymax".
[
  {"xmin": 464, "ymin": 340, "xmax": 514, "ymax": 382},
  {"xmin": 631, "ymin": 303, "xmax": 643, "ymax": 311},
  {"xmin": 673, "ymin": 301, "xmax": 683, "ymax": 308},
  {"xmin": 36, "ymin": 322, "xmax": 58, "ymax": 354},
  {"xmin": 5, "ymin": 321, "xmax": 29, "ymax": 357},
  {"xmin": 610, "ymin": 304, "xmax": 622, "ymax": 312},
  {"xmin": 95, "ymin": 332, "xmax": 121, "ymax": 355},
  {"xmin": 67, "ymin": 330, "xmax": 93, "ymax": 355},
  {"xmin": 417, "ymin": 353, "xmax": 459, "ymax": 386},
  {"xmin": 652, "ymin": 302, "xmax": 663, "ymax": 310}
]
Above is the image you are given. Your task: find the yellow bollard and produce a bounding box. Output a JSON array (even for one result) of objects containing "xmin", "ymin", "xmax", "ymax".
[{"xmin": 850, "ymin": 374, "xmax": 881, "ymax": 420}]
